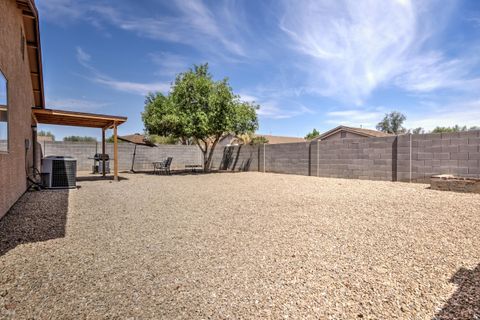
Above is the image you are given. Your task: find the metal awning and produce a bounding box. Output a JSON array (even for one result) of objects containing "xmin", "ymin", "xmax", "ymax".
[{"xmin": 32, "ymin": 108, "xmax": 128, "ymax": 181}]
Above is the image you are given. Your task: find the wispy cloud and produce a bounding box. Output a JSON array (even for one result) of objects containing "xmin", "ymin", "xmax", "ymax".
[
  {"xmin": 467, "ymin": 16, "xmax": 480, "ymax": 28},
  {"xmin": 39, "ymin": 0, "xmax": 249, "ymax": 58},
  {"xmin": 394, "ymin": 52, "xmax": 480, "ymax": 92},
  {"xmin": 75, "ymin": 46, "xmax": 170, "ymax": 95},
  {"xmin": 93, "ymin": 77, "xmax": 170, "ymax": 96},
  {"xmin": 279, "ymin": 0, "xmax": 479, "ymax": 104},
  {"xmin": 149, "ymin": 52, "xmax": 190, "ymax": 78},
  {"xmin": 75, "ymin": 47, "xmax": 90, "ymax": 63},
  {"xmin": 325, "ymin": 108, "xmax": 385, "ymax": 128},
  {"xmin": 241, "ymin": 93, "xmax": 314, "ymax": 119},
  {"xmin": 47, "ymin": 98, "xmax": 109, "ymax": 111},
  {"xmin": 406, "ymin": 99, "xmax": 480, "ymax": 130}
]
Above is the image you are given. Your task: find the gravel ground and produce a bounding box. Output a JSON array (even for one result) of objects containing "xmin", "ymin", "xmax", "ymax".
[{"xmin": 1, "ymin": 172, "xmax": 479, "ymax": 319}]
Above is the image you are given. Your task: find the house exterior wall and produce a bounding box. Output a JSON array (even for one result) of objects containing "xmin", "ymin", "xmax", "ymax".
[
  {"xmin": 0, "ymin": 0, "xmax": 35, "ymax": 218},
  {"xmin": 321, "ymin": 131, "xmax": 366, "ymax": 140}
]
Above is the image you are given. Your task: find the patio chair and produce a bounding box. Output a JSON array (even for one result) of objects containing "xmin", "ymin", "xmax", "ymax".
[{"xmin": 153, "ymin": 157, "xmax": 173, "ymax": 175}]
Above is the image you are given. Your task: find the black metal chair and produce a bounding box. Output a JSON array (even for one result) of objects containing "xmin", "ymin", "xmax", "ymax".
[{"xmin": 153, "ymin": 157, "xmax": 173, "ymax": 175}]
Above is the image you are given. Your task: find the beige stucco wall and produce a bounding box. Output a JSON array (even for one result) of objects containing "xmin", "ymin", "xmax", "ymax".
[
  {"xmin": 322, "ymin": 131, "xmax": 366, "ymax": 141},
  {"xmin": 0, "ymin": 0, "xmax": 36, "ymax": 218}
]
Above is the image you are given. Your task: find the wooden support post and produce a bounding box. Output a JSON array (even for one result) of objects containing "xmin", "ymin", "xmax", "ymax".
[
  {"xmin": 113, "ymin": 122, "xmax": 119, "ymax": 181},
  {"xmin": 102, "ymin": 128, "xmax": 106, "ymax": 177}
]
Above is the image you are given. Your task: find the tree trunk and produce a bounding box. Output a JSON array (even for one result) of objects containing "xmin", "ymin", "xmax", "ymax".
[{"xmin": 202, "ymin": 136, "xmax": 220, "ymax": 172}]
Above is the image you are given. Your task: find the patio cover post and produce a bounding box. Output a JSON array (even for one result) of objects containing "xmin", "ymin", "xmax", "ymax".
[
  {"xmin": 113, "ymin": 122, "xmax": 118, "ymax": 181},
  {"xmin": 102, "ymin": 128, "xmax": 106, "ymax": 177}
]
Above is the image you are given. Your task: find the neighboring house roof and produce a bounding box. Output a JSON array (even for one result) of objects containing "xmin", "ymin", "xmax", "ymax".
[
  {"xmin": 16, "ymin": 0, "xmax": 45, "ymax": 108},
  {"xmin": 316, "ymin": 126, "xmax": 392, "ymax": 140},
  {"xmin": 221, "ymin": 134, "xmax": 305, "ymax": 145},
  {"xmin": 257, "ymin": 135, "xmax": 305, "ymax": 144}
]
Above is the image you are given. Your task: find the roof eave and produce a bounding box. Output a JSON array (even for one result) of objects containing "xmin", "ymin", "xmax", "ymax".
[{"xmin": 17, "ymin": 0, "xmax": 45, "ymax": 108}]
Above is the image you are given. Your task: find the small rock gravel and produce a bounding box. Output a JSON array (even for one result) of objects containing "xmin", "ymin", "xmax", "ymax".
[{"xmin": 1, "ymin": 172, "xmax": 479, "ymax": 319}]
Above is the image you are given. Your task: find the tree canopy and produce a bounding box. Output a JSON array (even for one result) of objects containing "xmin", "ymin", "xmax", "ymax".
[
  {"xmin": 63, "ymin": 136, "xmax": 96, "ymax": 142},
  {"xmin": 38, "ymin": 130, "xmax": 55, "ymax": 141},
  {"xmin": 376, "ymin": 111, "xmax": 406, "ymax": 134},
  {"xmin": 147, "ymin": 134, "xmax": 178, "ymax": 145},
  {"xmin": 431, "ymin": 125, "xmax": 480, "ymax": 133},
  {"xmin": 142, "ymin": 64, "xmax": 259, "ymax": 171},
  {"xmin": 305, "ymin": 128, "xmax": 320, "ymax": 140}
]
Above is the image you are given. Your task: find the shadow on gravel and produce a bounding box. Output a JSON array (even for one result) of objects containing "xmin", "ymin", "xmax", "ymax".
[
  {"xmin": 433, "ymin": 263, "xmax": 480, "ymax": 319},
  {"xmin": 76, "ymin": 175, "xmax": 129, "ymax": 182},
  {"xmin": 0, "ymin": 190, "xmax": 69, "ymax": 257}
]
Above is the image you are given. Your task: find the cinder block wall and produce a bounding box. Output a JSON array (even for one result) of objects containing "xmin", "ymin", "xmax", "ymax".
[
  {"xmin": 40, "ymin": 131, "xmax": 480, "ymax": 182},
  {"xmin": 311, "ymin": 136, "xmax": 397, "ymax": 181},
  {"xmin": 42, "ymin": 142, "xmax": 202, "ymax": 172},
  {"xmin": 210, "ymin": 144, "xmax": 259, "ymax": 171},
  {"xmin": 397, "ymin": 131, "xmax": 480, "ymax": 182},
  {"xmin": 262, "ymin": 142, "xmax": 311, "ymax": 175},
  {"xmin": 215, "ymin": 131, "xmax": 480, "ymax": 183}
]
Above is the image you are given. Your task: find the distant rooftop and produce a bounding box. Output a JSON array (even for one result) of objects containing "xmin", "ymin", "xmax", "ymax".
[
  {"xmin": 317, "ymin": 126, "xmax": 392, "ymax": 140},
  {"xmin": 257, "ymin": 134, "xmax": 305, "ymax": 144}
]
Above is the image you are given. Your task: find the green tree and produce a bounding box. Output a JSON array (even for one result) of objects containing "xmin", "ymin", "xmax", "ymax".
[
  {"xmin": 147, "ymin": 134, "xmax": 178, "ymax": 145},
  {"xmin": 250, "ymin": 136, "xmax": 269, "ymax": 145},
  {"xmin": 142, "ymin": 64, "xmax": 259, "ymax": 171},
  {"xmin": 38, "ymin": 130, "xmax": 55, "ymax": 141},
  {"xmin": 235, "ymin": 133, "xmax": 269, "ymax": 145},
  {"xmin": 63, "ymin": 136, "xmax": 97, "ymax": 142},
  {"xmin": 305, "ymin": 128, "xmax": 320, "ymax": 140},
  {"xmin": 376, "ymin": 111, "xmax": 406, "ymax": 134},
  {"xmin": 431, "ymin": 125, "xmax": 480, "ymax": 133},
  {"xmin": 411, "ymin": 127, "xmax": 425, "ymax": 134}
]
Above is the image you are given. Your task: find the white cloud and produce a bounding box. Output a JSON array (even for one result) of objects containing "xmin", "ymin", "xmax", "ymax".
[
  {"xmin": 47, "ymin": 98, "xmax": 109, "ymax": 111},
  {"xmin": 37, "ymin": 0, "xmax": 83, "ymax": 22},
  {"xmin": 93, "ymin": 77, "xmax": 170, "ymax": 96},
  {"xmin": 467, "ymin": 16, "xmax": 480, "ymax": 28},
  {"xmin": 76, "ymin": 47, "xmax": 91, "ymax": 65},
  {"xmin": 75, "ymin": 46, "xmax": 170, "ymax": 95},
  {"xmin": 149, "ymin": 52, "xmax": 189, "ymax": 78},
  {"xmin": 240, "ymin": 91, "xmax": 315, "ymax": 119},
  {"xmin": 258, "ymin": 103, "xmax": 313, "ymax": 119},
  {"xmin": 279, "ymin": 0, "xmax": 479, "ymax": 104},
  {"xmin": 325, "ymin": 108, "xmax": 384, "ymax": 128},
  {"xmin": 239, "ymin": 93, "xmax": 259, "ymax": 103},
  {"xmin": 39, "ymin": 0, "xmax": 248, "ymax": 58},
  {"xmin": 406, "ymin": 99, "xmax": 480, "ymax": 130},
  {"xmin": 395, "ymin": 52, "xmax": 480, "ymax": 92}
]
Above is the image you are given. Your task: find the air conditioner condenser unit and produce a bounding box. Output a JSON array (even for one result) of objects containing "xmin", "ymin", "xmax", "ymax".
[{"xmin": 41, "ymin": 156, "xmax": 77, "ymax": 189}]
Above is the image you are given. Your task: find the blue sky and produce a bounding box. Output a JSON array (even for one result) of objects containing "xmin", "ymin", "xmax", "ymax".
[{"xmin": 37, "ymin": 0, "xmax": 480, "ymax": 140}]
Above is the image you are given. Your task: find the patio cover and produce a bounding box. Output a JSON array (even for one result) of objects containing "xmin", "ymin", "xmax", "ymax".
[
  {"xmin": 32, "ymin": 108, "xmax": 127, "ymax": 128},
  {"xmin": 32, "ymin": 108, "xmax": 128, "ymax": 180}
]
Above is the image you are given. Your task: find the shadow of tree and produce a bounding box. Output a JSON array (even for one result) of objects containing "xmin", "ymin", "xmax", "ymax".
[
  {"xmin": 433, "ymin": 264, "xmax": 480, "ymax": 319},
  {"xmin": 220, "ymin": 146, "xmax": 235, "ymax": 170},
  {"xmin": 0, "ymin": 190, "xmax": 69, "ymax": 256}
]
